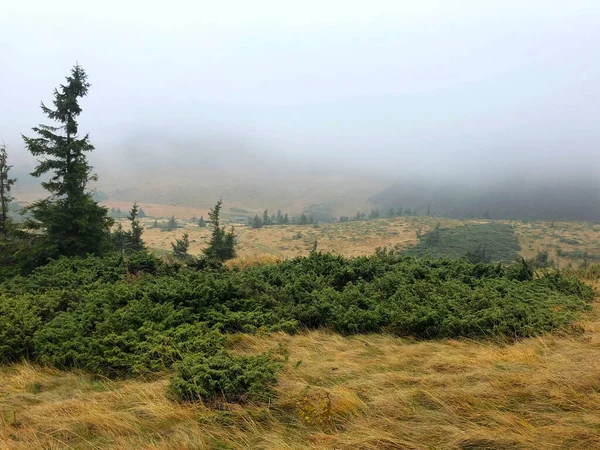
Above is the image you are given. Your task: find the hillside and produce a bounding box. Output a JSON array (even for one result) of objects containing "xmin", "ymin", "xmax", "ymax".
[
  {"xmin": 370, "ymin": 178, "xmax": 600, "ymax": 222},
  {"xmin": 2, "ymin": 203, "xmax": 600, "ymax": 449}
]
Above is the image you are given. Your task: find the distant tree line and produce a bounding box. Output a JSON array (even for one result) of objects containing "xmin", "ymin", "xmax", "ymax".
[
  {"xmin": 245, "ymin": 205, "xmax": 422, "ymax": 229},
  {"xmin": 339, "ymin": 206, "xmax": 418, "ymax": 223},
  {"xmin": 247, "ymin": 209, "xmax": 321, "ymax": 229},
  {"xmin": 109, "ymin": 206, "xmax": 146, "ymax": 219}
]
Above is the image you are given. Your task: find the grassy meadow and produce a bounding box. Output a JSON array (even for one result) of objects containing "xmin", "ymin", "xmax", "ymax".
[{"xmin": 132, "ymin": 211, "xmax": 600, "ymax": 268}]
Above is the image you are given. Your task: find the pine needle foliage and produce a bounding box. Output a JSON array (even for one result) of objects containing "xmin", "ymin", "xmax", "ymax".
[
  {"xmin": 21, "ymin": 64, "xmax": 113, "ymax": 259},
  {"xmin": 0, "ymin": 144, "xmax": 16, "ymax": 239}
]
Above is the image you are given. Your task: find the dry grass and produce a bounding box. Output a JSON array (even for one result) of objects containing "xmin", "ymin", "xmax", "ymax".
[
  {"xmin": 138, "ymin": 216, "xmax": 600, "ymax": 268},
  {"xmin": 2, "ymin": 289, "xmax": 600, "ymax": 449},
  {"xmin": 513, "ymin": 220, "xmax": 600, "ymax": 266},
  {"xmin": 140, "ymin": 216, "xmax": 470, "ymax": 261}
]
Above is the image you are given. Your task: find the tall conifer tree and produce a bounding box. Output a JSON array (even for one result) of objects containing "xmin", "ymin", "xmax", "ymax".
[
  {"xmin": 22, "ymin": 64, "xmax": 112, "ymax": 257},
  {"xmin": 0, "ymin": 144, "xmax": 16, "ymax": 239}
]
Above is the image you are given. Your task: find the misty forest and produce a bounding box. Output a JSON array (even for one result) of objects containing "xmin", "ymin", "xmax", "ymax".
[{"xmin": 2, "ymin": 2, "xmax": 600, "ymax": 449}]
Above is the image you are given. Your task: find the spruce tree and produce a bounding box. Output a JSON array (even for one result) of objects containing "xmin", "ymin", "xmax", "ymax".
[
  {"xmin": 0, "ymin": 144, "xmax": 19, "ymax": 279},
  {"xmin": 171, "ymin": 233, "xmax": 190, "ymax": 260},
  {"xmin": 252, "ymin": 215, "xmax": 262, "ymax": 229},
  {"xmin": 311, "ymin": 237, "xmax": 318, "ymax": 253},
  {"xmin": 198, "ymin": 215, "xmax": 206, "ymax": 227},
  {"xmin": 0, "ymin": 144, "xmax": 17, "ymax": 239},
  {"xmin": 22, "ymin": 64, "xmax": 112, "ymax": 257},
  {"xmin": 112, "ymin": 222, "xmax": 127, "ymax": 253},
  {"xmin": 127, "ymin": 202, "xmax": 145, "ymax": 252},
  {"xmin": 263, "ymin": 209, "xmax": 269, "ymax": 226},
  {"xmin": 203, "ymin": 200, "xmax": 236, "ymax": 261},
  {"xmin": 167, "ymin": 215, "xmax": 177, "ymax": 231}
]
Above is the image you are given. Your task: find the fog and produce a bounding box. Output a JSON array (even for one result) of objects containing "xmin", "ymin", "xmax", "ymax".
[{"xmin": 1, "ymin": 0, "xmax": 600, "ymax": 215}]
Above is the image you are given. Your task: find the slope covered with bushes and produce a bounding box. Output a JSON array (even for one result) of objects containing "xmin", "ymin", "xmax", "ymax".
[{"xmin": 0, "ymin": 251, "xmax": 594, "ymax": 403}]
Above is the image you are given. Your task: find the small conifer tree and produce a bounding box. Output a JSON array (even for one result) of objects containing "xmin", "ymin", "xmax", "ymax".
[
  {"xmin": 252, "ymin": 215, "xmax": 263, "ymax": 229},
  {"xmin": 203, "ymin": 200, "xmax": 236, "ymax": 262},
  {"xmin": 127, "ymin": 202, "xmax": 145, "ymax": 252},
  {"xmin": 167, "ymin": 215, "xmax": 177, "ymax": 231},
  {"xmin": 171, "ymin": 233, "xmax": 190, "ymax": 259}
]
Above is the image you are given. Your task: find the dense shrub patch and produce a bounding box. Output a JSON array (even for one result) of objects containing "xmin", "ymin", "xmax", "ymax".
[
  {"xmin": 404, "ymin": 223, "xmax": 521, "ymax": 263},
  {"xmin": 170, "ymin": 352, "xmax": 281, "ymax": 403},
  {"xmin": 0, "ymin": 251, "xmax": 594, "ymax": 402}
]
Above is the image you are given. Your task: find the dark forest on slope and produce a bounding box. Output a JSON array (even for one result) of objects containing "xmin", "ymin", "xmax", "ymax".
[{"xmin": 371, "ymin": 178, "xmax": 600, "ymax": 222}]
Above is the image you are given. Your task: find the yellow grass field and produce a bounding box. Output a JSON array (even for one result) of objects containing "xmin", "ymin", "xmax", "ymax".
[
  {"xmin": 2, "ymin": 283, "xmax": 599, "ymax": 449},
  {"xmin": 140, "ymin": 217, "xmax": 445, "ymax": 260},
  {"xmin": 135, "ymin": 214, "xmax": 600, "ymax": 267},
  {"xmin": 514, "ymin": 220, "xmax": 600, "ymax": 266}
]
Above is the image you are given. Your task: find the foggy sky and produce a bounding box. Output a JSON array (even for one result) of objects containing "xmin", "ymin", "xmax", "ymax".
[{"xmin": 1, "ymin": 0, "xmax": 599, "ymax": 181}]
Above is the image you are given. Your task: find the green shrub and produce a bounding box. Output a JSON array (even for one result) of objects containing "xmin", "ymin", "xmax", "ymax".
[
  {"xmin": 505, "ymin": 258, "xmax": 534, "ymax": 281},
  {"xmin": 0, "ymin": 295, "xmax": 42, "ymax": 362},
  {"xmin": 527, "ymin": 250, "xmax": 553, "ymax": 269},
  {"xmin": 125, "ymin": 251, "xmax": 162, "ymax": 275},
  {"xmin": 34, "ymin": 298, "xmax": 226, "ymax": 376},
  {"xmin": 170, "ymin": 351, "xmax": 281, "ymax": 403},
  {"xmin": 404, "ymin": 223, "xmax": 520, "ymax": 263},
  {"xmin": 0, "ymin": 250, "xmax": 594, "ymax": 386}
]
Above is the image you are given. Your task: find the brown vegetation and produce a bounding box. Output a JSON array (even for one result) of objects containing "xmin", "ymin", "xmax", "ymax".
[
  {"xmin": 136, "ymin": 215, "xmax": 600, "ymax": 267},
  {"xmin": 141, "ymin": 216, "xmax": 466, "ymax": 260}
]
